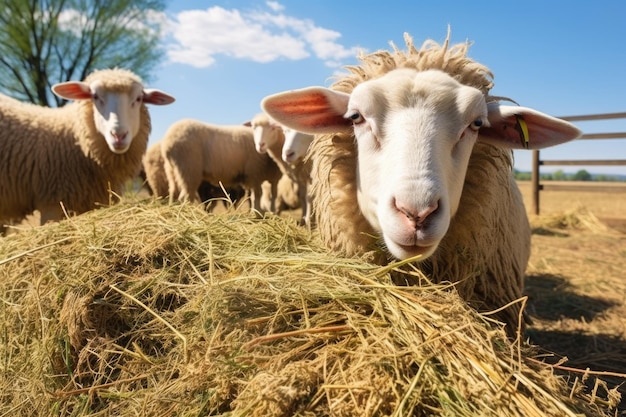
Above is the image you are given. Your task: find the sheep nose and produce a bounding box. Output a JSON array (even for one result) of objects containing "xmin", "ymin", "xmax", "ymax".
[
  {"xmin": 394, "ymin": 199, "xmax": 439, "ymax": 228},
  {"xmin": 284, "ymin": 150, "xmax": 295, "ymax": 161},
  {"xmin": 111, "ymin": 130, "xmax": 128, "ymax": 142}
]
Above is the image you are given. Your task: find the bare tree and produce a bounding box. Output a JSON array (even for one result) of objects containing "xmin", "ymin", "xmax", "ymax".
[{"xmin": 0, "ymin": 0, "xmax": 166, "ymax": 106}]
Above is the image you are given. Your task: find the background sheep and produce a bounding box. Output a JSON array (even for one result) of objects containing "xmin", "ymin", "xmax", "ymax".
[
  {"xmin": 0, "ymin": 68, "xmax": 175, "ymax": 229},
  {"xmin": 251, "ymin": 113, "xmax": 314, "ymax": 226},
  {"xmin": 161, "ymin": 119, "xmax": 282, "ymax": 213},
  {"xmin": 262, "ymin": 33, "xmax": 581, "ymax": 334},
  {"xmin": 143, "ymin": 141, "xmax": 246, "ymax": 209},
  {"xmin": 282, "ymin": 127, "xmax": 314, "ymax": 227},
  {"xmin": 143, "ymin": 141, "xmax": 170, "ymax": 197}
]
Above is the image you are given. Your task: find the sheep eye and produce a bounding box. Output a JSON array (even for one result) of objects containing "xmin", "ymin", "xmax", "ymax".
[
  {"xmin": 347, "ymin": 111, "xmax": 364, "ymax": 124},
  {"xmin": 469, "ymin": 119, "xmax": 483, "ymax": 131},
  {"xmin": 92, "ymin": 93, "xmax": 104, "ymax": 106}
]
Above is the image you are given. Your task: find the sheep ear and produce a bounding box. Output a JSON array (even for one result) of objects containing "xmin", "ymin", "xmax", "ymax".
[
  {"xmin": 261, "ymin": 87, "xmax": 352, "ymax": 134},
  {"xmin": 143, "ymin": 89, "xmax": 175, "ymax": 105},
  {"xmin": 51, "ymin": 81, "xmax": 92, "ymax": 100},
  {"xmin": 479, "ymin": 103, "xmax": 582, "ymax": 149}
]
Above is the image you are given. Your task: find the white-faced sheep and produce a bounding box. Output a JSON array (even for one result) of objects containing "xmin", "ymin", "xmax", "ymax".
[
  {"xmin": 262, "ymin": 33, "xmax": 581, "ymax": 334},
  {"xmin": 143, "ymin": 141, "xmax": 246, "ymax": 209},
  {"xmin": 282, "ymin": 127, "xmax": 314, "ymax": 226},
  {"xmin": 251, "ymin": 113, "xmax": 314, "ymax": 226},
  {"xmin": 160, "ymin": 119, "xmax": 282, "ymax": 213},
  {"xmin": 0, "ymin": 68, "xmax": 175, "ymax": 229}
]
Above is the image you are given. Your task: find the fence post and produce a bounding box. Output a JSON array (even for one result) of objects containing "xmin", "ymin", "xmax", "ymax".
[{"xmin": 531, "ymin": 150, "xmax": 540, "ymax": 215}]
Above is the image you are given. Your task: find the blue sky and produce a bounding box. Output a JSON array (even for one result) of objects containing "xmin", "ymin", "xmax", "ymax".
[{"xmin": 147, "ymin": 1, "xmax": 626, "ymax": 175}]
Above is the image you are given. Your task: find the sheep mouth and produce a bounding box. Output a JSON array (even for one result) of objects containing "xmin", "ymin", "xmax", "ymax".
[
  {"xmin": 109, "ymin": 141, "xmax": 131, "ymax": 154},
  {"xmin": 397, "ymin": 242, "xmax": 436, "ymax": 258},
  {"xmin": 383, "ymin": 235, "xmax": 440, "ymax": 261}
]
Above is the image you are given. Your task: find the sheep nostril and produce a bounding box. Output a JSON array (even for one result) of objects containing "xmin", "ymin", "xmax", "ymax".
[
  {"xmin": 111, "ymin": 130, "xmax": 128, "ymax": 142},
  {"xmin": 394, "ymin": 199, "xmax": 439, "ymax": 227}
]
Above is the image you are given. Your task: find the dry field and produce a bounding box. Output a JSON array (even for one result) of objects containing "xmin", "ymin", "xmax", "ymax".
[{"xmin": 516, "ymin": 181, "xmax": 626, "ymax": 405}]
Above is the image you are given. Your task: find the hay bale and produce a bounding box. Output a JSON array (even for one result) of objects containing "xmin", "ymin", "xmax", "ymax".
[{"xmin": 0, "ymin": 200, "xmax": 619, "ymax": 416}]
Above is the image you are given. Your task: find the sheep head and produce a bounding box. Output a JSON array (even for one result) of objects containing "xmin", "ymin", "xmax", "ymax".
[
  {"xmin": 262, "ymin": 68, "xmax": 581, "ymax": 261},
  {"xmin": 282, "ymin": 128, "xmax": 314, "ymax": 164},
  {"xmin": 52, "ymin": 69, "xmax": 175, "ymax": 154},
  {"xmin": 251, "ymin": 113, "xmax": 283, "ymax": 154}
]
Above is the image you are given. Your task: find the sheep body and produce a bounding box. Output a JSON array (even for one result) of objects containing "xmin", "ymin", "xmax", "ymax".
[
  {"xmin": 262, "ymin": 33, "xmax": 581, "ymax": 333},
  {"xmin": 143, "ymin": 140, "xmax": 246, "ymax": 208},
  {"xmin": 143, "ymin": 141, "xmax": 170, "ymax": 198},
  {"xmin": 0, "ymin": 68, "xmax": 174, "ymax": 227},
  {"xmin": 161, "ymin": 119, "xmax": 281, "ymax": 212}
]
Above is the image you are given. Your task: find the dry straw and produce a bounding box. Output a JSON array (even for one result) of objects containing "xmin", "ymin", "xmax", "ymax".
[
  {"xmin": 532, "ymin": 205, "xmax": 611, "ymax": 233},
  {"xmin": 0, "ymin": 199, "xmax": 619, "ymax": 416}
]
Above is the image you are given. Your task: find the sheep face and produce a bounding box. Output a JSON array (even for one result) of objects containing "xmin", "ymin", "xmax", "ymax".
[
  {"xmin": 52, "ymin": 71, "xmax": 175, "ymax": 155},
  {"xmin": 282, "ymin": 128, "xmax": 314, "ymax": 164},
  {"xmin": 347, "ymin": 69, "xmax": 487, "ymax": 259},
  {"xmin": 262, "ymin": 68, "xmax": 581, "ymax": 261},
  {"xmin": 251, "ymin": 118, "xmax": 282, "ymax": 154},
  {"xmin": 89, "ymin": 80, "xmax": 145, "ymax": 154}
]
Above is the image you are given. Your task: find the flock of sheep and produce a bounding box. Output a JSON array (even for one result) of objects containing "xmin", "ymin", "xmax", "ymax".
[{"xmin": 0, "ymin": 32, "xmax": 582, "ymax": 334}]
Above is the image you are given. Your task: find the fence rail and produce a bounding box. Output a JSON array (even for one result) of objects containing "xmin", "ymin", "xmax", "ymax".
[{"xmin": 531, "ymin": 112, "xmax": 626, "ymax": 215}]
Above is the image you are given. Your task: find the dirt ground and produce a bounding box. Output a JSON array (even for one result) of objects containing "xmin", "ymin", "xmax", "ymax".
[{"xmin": 517, "ymin": 181, "xmax": 626, "ymax": 409}]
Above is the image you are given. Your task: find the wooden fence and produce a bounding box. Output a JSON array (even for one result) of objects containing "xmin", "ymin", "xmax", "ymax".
[{"xmin": 531, "ymin": 111, "xmax": 626, "ymax": 215}]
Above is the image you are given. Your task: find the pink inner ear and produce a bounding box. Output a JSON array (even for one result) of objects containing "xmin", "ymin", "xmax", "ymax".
[
  {"xmin": 262, "ymin": 88, "xmax": 352, "ymax": 134},
  {"xmin": 482, "ymin": 104, "xmax": 582, "ymax": 150},
  {"xmin": 52, "ymin": 82, "xmax": 93, "ymax": 100},
  {"xmin": 143, "ymin": 90, "xmax": 175, "ymax": 105}
]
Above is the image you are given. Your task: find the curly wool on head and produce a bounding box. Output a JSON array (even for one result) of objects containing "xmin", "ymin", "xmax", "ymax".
[{"xmin": 334, "ymin": 32, "xmax": 494, "ymax": 95}]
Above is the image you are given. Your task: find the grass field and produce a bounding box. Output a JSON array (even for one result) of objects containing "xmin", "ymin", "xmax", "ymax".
[{"xmin": 516, "ymin": 181, "xmax": 626, "ymax": 404}]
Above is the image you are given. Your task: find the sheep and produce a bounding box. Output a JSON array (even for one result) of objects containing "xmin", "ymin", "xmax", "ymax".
[
  {"xmin": 0, "ymin": 68, "xmax": 175, "ymax": 229},
  {"xmin": 273, "ymin": 174, "xmax": 301, "ymax": 212},
  {"xmin": 143, "ymin": 140, "xmax": 246, "ymax": 209},
  {"xmin": 282, "ymin": 127, "xmax": 315, "ymax": 226},
  {"xmin": 250, "ymin": 113, "xmax": 314, "ymax": 226},
  {"xmin": 160, "ymin": 119, "xmax": 282, "ymax": 213},
  {"xmin": 143, "ymin": 141, "xmax": 170, "ymax": 197},
  {"xmin": 261, "ymin": 32, "xmax": 581, "ymax": 334}
]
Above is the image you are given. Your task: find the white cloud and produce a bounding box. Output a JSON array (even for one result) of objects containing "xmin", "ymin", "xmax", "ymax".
[
  {"xmin": 265, "ymin": 1, "xmax": 284, "ymax": 12},
  {"xmin": 164, "ymin": 2, "xmax": 361, "ymax": 68},
  {"xmin": 58, "ymin": 8, "xmax": 166, "ymax": 37}
]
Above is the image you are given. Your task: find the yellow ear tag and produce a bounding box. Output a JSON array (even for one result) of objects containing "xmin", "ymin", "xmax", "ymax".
[{"xmin": 515, "ymin": 115, "xmax": 530, "ymax": 149}]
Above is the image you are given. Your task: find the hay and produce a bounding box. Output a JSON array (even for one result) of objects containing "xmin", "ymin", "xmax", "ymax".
[
  {"xmin": 0, "ymin": 200, "xmax": 619, "ymax": 416},
  {"xmin": 531, "ymin": 205, "xmax": 611, "ymax": 233}
]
